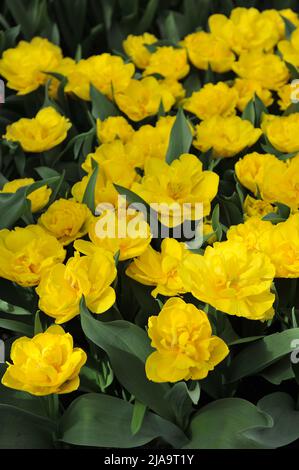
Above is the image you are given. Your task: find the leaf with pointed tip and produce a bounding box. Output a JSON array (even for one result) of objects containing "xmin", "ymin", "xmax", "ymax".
[{"xmin": 166, "ymin": 109, "xmax": 193, "ymax": 164}]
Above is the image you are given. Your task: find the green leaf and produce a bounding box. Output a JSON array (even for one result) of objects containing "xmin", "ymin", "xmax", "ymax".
[
  {"xmin": 242, "ymin": 98, "xmax": 255, "ymax": 125},
  {"xmin": 80, "ymin": 299, "xmax": 175, "ymax": 422},
  {"xmin": 226, "ymin": 328, "xmax": 299, "ymax": 383},
  {"xmin": 281, "ymin": 15, "xmax": 297, "ymax": 40},
  {"xmin": 196, "ymin": 0, "xmax": 212, "ymax": 27},
  {"xmin": 211, "ymin": 204, "xmax": 223, "ymax": 241},
  {"xmin": 0, "ymin": 318, "xmax": 33, "ymax": 336},
  {"xmin": 285, "ymin": 61, "xmax": 299, "ymax": 80},
  {"xmin": 254, "ymin": 93, "xmax": 268, "ymax": 126},
  {"xmin": 131, "ymin": 401, "xmax": 147, "ymax": 436},
  {"xmin": 228, "ymin": 336, "xmax": 264, "ymax": 346},
  {"xmin": 158, "ymin": 99, "xmax": 166, "ymax": 118},
  {"xmin": 161, "ymin": 11, "xmax": 181, "ymax": 43},
  {"xmin": 101, "ymin": 0, "xmax": 116, "ymax": 30},
  {"xmin": 79, "ymin": 363, "xmax": 103, "ymax": 393},
  {"xmin": 245, "ymin": 393, "xmax": 299, "ymax": 448},
  {"xmin": 145, "ymin": 40, "xmax": 182, "ymax": 53},
  {"xmin": 0, "ymin": 299, "xmax": 32, "ymax": 316},
  {"xmin": 275, "ymin": 202, "xmax": 291, "ymax": 220},
  {"xmin": 166, "ymin": 109, "xmax": 193, "ymax": 164},
  {"xmin": 90, "ymin": 84, "xmax": 119, "ymax": 120},
  {"xmin": 135, "ymin": 0, "xmax": 159, "ymax": 34},
  {"xmin": 0, "ymin": 404, "xmax": 55, "ymax": 449},
  {"xmin": 74, "ymin": 128, "xmax": 95, "ymax": 160},
  {"xmin": 283, "ymin": 101, "xmax": 299, "ymax": 116},
  {"xmin": 183, "ymin": 72, "xmax": 201, "ymax": 98},
  {"xmin": 186, "ymin": 380, "xmax": 201, "ymax": 405},
  {"xmin": 59, "ymin": 393, "xmax": 188, "ymax": 448},
  {"xmin": 184, "ymin": 398, "xmax": 272, "ymax": 449},
  {"xmin": 35, "ymin": 167, "xmax": 61, "ymax": 179},
  {"xmin": 0, "ymin": 25, "xmax": 20, "ymax": 54},
  {"xmin": 114, "ymin": 184, "xmax": 153, "ymax": 225},
  {"xmin": 260, "ymin": 356, "xmax": 294, "ymax": 385},
  {"xmin": 34, "ymin": 311, "xmax": 43, "ymax": 335},
  {"xmin": 165, "ymin": 382, "xmax": 194, "ymax": 430},
  {"xmin": 82, "ymin": 160, "xmax": 99, "ymax": 213},
  {"xmin": 56, "ymin": 127, "xmax": 95, "ymax": 162},
  {"xmin": 0, "ymin": 175, "xmax": 61, "ymax": 229},
  {"xmin": 0, "ymin": 189, "xmax": 28, "ymax": 229},
  {"xmin": 204, "ymin": 64, "xmax": 215, "ymax": 84},
  {"xmin": 119, "ymin": 0, "xmax": 138, "ymax": 23},
  {"xmin": 7, "ymin": 0, "xmax": 38, "ymax": 39}
]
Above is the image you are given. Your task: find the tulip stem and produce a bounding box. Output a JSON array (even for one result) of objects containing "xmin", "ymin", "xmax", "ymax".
[{"xmin": 46, "ymin": 394, "xmax": 59, "ymax": 421}]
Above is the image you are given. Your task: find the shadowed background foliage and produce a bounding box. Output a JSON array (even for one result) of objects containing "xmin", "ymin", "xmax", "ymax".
[{"xmin": 1, "ymin": 0, "xmax": 299, "ymax": 58}]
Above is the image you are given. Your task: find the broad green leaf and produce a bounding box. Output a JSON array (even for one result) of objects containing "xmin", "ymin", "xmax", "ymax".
[
  {"xmin": 80, "ymin": 299, "xmax": 175, "ymax": 421},
  {"xmin": 158, "ymin": 99, "xmax": 166, "ymax": 118},
  {"xmin": 0, "ymin": 299, "xmax": 32, "ymax": 316},
  {"xmin": 161, "ymin": 11, "xmax": 181, "ymax": 43},
  {"xmin": 184, "ymin": 398, "xmax": 272, "ymax": 449},
  {"xmin": 283, "ymin": 101, "xmax": 299, "ymax": 116},
  {"xmin": 285, "ymin": 61, "xmax": 299, "ymax": 80},
  {"xmin": 183, "ymin": 72, "xmax": 201, "ymax": 98},
  {"xmin": 0, "ymin": 318, "xmax": 33, "ymax": 336},
  {"xmin": 228, "ymin": 336, "xmax": 264, "ymax": 346},
  {"xmin": 35, "ymin": 167, "xmax": 61, "ymax": 179},
  {"xmin": 0, "ymin": 25, "xmax": 20, "ymax": 54},
  {"xmin": 131, "ymin": 401, "xmax": 147, "ymax": 436},
  {"xmin": 0, "ymin": 175, "xmax": 61, "ymax": 229},
  {"xmin": 34, "ymin": 311, "xmax": 43, "ymax": 335},
  {"xmin": 211, "ymin": 204, "xmax": 223, "ymax": 241},
  {"xmin": 118, "ymin": 0, "xmax": 138, "ymax": 22},
  {"xmin": 165, "ymin": 382, "xmax": 194, "ymax": 430},
  {"xmin": 90, "ymin": 84, "xmax": 119, "ymax": 120},
  {"xmin": 59, "ymin": 393, "xmax": 188, "ymax": 449},
  {"xmin": 261, "ymin": 137, "xmax": 298, "ymax": 160},
  {"xmin": 101, "ymin": 0, "xmax": 116, "ymax": 30},
  {"xmin": 281, "ymin": 15, "xmax": 297, "ymax": 40},
  {"xmin": 0, "ymin": 404, "xmax": 55, "ymax": 449},
  {"xmin": 53, "ymin": 0, "xmax": 87, "ymax": 53},
  {"xmin": 197, "ymin": 0, "xmax": 212, "ymax": 27},
  {"xmin": 260, "ymin": 356, "xmax": 294, "ymax": 385},
  {"xmin": 166, "ymin": 109, "xmax": 193, "ymax": 164},
  {"xmin": 204, "ymin": 64, "xmax": 215, "ymax": 84},
  {"xmin": 82, "ymin": 160, "xmax": 99, "ymax": 213},
  {"xmin": 56, "ymin": 127, "xmax": 95, "ymax": 162},
  {"xmin": 74, "ymin": 128, "xmax": 95, "ymax": 160},
  {"xmin": 135, "ymin": 0, "xmax": 159, "ymax": 34},
  {"xmin": 79, "ymin": 363, "xmax": 102, "ymax": 393},
  {"xmin": 245, "ymin": 393, "xmax": 299, "ymax": 448},
  {"xmin": 242, "ymin": 98, "xmax": 255, "ymax": 125},
  {"xmin": 254, "ymin": 93, "xmax": 268, "ymax": 125},
  {"xmin": 226, "ymin": 328, "xmax": 299, "ymax": 383},
  {"xmin": 7, "ymin": 0, "xmax": 39, "ymax": 39}
]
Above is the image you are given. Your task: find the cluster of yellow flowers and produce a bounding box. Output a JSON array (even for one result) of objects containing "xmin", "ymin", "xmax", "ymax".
[{"xmin": 1, "ymin": 6, "xmax": 299, "ymax": 393}]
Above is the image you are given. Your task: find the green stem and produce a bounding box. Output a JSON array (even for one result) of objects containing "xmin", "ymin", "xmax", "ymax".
[{"xmin": 46, "ymin": 394, "xmax": 59, "ymax": 421}]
